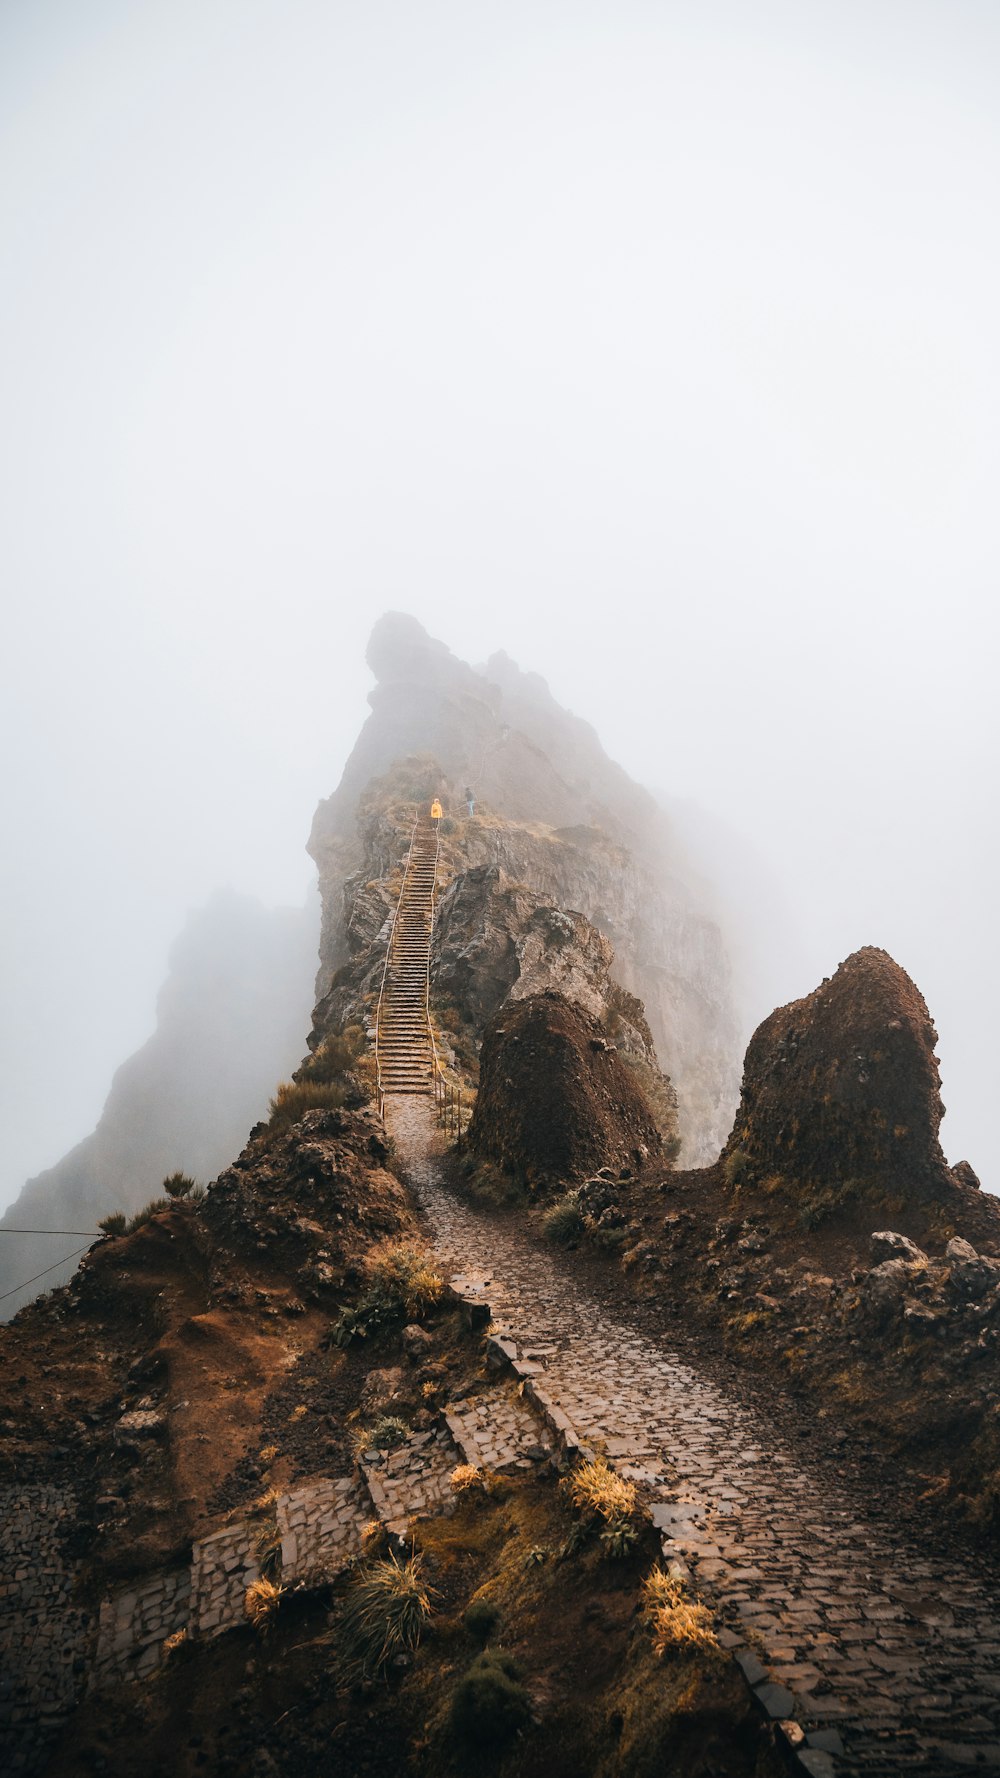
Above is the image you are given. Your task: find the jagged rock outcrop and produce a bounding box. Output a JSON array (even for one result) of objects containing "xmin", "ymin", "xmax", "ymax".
[
  {"xmin": 723, "ymin": 946, "xmax": 953, "ymax": 1204},
  {"xmin": 1, "ymin": 892, "xmax": 318, "ymax": 1318},
  {"xmin": 308, "ymin": 800, "xmax": 678, "ymax": 1147},
  {"xmin": 469, "ymin": 992, "xmax": 662, "ymax": 1183},
  {"xmin": 430, "ymin": 865, "xmax": 661, "ymax": 1064},
  {"xmin": 308, "ymin": 614, "xmax": 741, "ymax": 1161}
]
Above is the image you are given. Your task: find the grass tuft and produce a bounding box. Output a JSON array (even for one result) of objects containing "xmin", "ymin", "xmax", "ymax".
[
  {"xmin": 126, "ymin": 1198, "xmax": 171, "ymax": 1233},
  {"xmin": 162, "ymin": 1171, "xmax": 197, "ymax": 1199},
  {"xmin": 337, "ymin": 1553, "xmax": 434, "ymax": 1676},
  {"xmin": 541, "ymin": 1193, "xmax": 584, "ymax": 1244},
  {"xmin": 562, "ymin": 1456, "xmax": 637, "ymax": 1523},
  {"xmin": 330, "ymin": 1240, "xmax": 442, "ymax": 1346},
  {"xmin": 267, "ymin": 1079, "xmax": 347, "ymax": 1132},
  {"xmin": 244, "ymin": 1576, "xmax": 285, "ymax": 1634},
  {"xmin": 641, "ymin": 1568, "xmax": 718, "ymax": 1655}
]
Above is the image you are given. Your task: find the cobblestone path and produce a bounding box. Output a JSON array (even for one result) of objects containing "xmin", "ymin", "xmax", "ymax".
[{"xmin": 388, "ymin": 1096, "xmax": 1000, "ymax": 1778}]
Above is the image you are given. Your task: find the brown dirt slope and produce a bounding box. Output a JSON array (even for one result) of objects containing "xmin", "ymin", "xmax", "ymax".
[{"xmin": 0, "ymin": 1105, "xmax": 414, "ymax": 1572}]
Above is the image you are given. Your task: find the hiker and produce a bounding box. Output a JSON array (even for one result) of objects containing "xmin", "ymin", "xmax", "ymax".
[
  {"xmin": 465, "ymin": 787, "xmax": 475, "ymax": 817},
  {"xmin": 430, "ymin": 798, "xmax": 443, "ymax": 822}
]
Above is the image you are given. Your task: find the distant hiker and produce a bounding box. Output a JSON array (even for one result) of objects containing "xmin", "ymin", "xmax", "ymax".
[
  {"xmin": 465, "ymin": 787, "xmax": 475, "ymax": 817},
  {"xmin": 430, "ymin": 799, "xmax": 443, "ymax": 821}
]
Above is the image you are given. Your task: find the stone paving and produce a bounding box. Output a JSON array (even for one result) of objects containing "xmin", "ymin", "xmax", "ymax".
[
  {"xmin": 0, "ymin": 1485, "xmax": 91, "ymax": 1775},
  {"xmin": 443, "ymin": 1382, "xmax": 553, "ymax": 1474},
  {"xmin": 91, "ymin": 1568, "xmax": 192, "ymax": 1683},
  {"xmin": 360, "ymin": 1424, "xmax": 462, "ymax": 1539},
  {"xmin": 277, "ymin": 1475, "xmax": 369, "ymax": 1582},
  {"xmin": 387, "ymin": 1094, "xmax": 1000, "ymax": 1778}
]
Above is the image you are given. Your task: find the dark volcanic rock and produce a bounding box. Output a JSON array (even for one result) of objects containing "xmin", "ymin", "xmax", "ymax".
[
  {"xmin": 724, "ymin": 946, "xmax": 952, "ymax": 1204},
  {"xmin": 431, "ymin": 866, "xmax": 661, "ymax": 1064},
  {"xmin": 469, "ymin": 992, "xmax": 661, "ymax": 1183}
]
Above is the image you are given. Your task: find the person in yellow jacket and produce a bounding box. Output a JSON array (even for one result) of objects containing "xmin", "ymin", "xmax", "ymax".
[{"xmin": 430, "ymin": 798, "xmax": 443, "ymax": 822}]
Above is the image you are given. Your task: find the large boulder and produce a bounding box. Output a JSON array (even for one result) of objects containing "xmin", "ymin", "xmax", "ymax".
[
  {"xmin": 469, "ymin": 992, "xmax": 662, "ymax": 1184},
  {"xmin": 724, "ymin": 947, "xmax": 951, "ymax": 1205},
  {"xmin": 945, "ymin": 1237, "xmax": 1000, "ymax": 1301}
]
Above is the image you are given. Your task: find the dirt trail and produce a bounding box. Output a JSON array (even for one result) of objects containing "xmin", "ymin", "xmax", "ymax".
[{"xmin": 387, "ymin": 1096, "xmax": 1000, "ymax": 1778}]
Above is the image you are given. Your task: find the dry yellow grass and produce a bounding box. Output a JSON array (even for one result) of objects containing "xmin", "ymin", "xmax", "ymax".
[
  {"xmin": 450, "ymin": 1463, "xmax": 484, "ymax": 1493},
  {"xmin": 563, "ymin": 1456, "xmax": 637, "ymax": 1523},
  {"xmin": 641, "ymin": 1569, "xmax": 718, "ymax": 1656},
  {"xmin": 244, "ymin": 1576, "xmax": 285, "ymax": 1633},
  {"xmin": 365, "ymin": 1239, "xmax": 443, "ymax": 1316}
]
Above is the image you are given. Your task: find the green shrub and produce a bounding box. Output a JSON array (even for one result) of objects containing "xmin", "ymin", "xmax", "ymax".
[
  {"xmin": 449, "ymin": 1649, "xmax": 532, "ymax": 1746},
  {"xmin": 723, "ymin": 1146, "xmax": 751, "ymax": 1189},
  {"xmin": 330, "ymin": 1240, "xmax": 443, "ymax": 1347},
  {"xmin": 541, "ymin": 1193, "xmax": 584, "ymax": 1245},
  {"xmin": 267, "ymin": 1079, "xmax": 347, "ymax": 1131},
  {"xmin": 599, "ymin": 1518, "xmax": 639, "ymax": 1558},
  {"xmin": 365, "ymin": 1414, "xmax": 411, "ymax": 1451},
  {"xmin": 98, "ymin": 1212, "xmax": 127, "ymax": 1237},
  {"xmin": 162, "ymin": 1171, "xmax": 197, "ymax": 1200},
  {"xmin": 463, "ymin": 1598, "xmax": 501, "ymax": 1644},
  {"xmin": 302, "ymin": 1027, "xmax": 365, "ymax": 1084},
  {"xmin": 339, "ymin": 1553, "xmax": 434, "ymax": 1675},
  {"xmin": 127, "ymin": 1198, "xmax": 170, "ymax": 1233}
]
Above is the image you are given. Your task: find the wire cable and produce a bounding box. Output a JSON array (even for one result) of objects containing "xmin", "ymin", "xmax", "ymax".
[
  {"xmin": 0, "ymin": 1228, "xmax": 101, "ymax": 1236},
  {"xmin": 0, "ymin": 1243, "xmax": 93, "ymax": 1305}
]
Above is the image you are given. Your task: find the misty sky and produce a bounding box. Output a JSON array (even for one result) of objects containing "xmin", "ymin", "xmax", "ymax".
[{"xmin": 2, "ymin": 0, "xmax": 998, "ymax": 1212}]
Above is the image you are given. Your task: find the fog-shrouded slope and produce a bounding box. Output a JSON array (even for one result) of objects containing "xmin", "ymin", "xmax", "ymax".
[
  {"xmin": 0, "ymin": 890, "xmax": 318, "ymax": 1318},
  {"xmin": 309, "ymin": 612, "xmax": 742, "ymax": 1163}
]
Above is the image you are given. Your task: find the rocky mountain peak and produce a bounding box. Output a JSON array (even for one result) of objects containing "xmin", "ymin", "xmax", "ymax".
[
  {"xmin": 726, "ymin": 943, "xmax": 951, "ymax": 1202},
  {"xmin": 310, "ymin": 616, "xmax": 742, "ymax": 1163}
]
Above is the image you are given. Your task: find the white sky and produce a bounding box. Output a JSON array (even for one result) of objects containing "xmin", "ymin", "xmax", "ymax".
[{"xmin": 2, "ymin": 0, "xmax": 998, "ymax": 1209}]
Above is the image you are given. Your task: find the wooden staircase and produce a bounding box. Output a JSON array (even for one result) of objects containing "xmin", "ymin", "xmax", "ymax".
[{"xmin": 375, "ymin": 815, "xmax": 440, "ymax": 1098}]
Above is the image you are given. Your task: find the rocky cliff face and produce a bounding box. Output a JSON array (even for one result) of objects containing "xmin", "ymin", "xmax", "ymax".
[
  {"xmin": 1, "ymin": 892, "xmax": 318, "ymax": 1318},
  {"xmin": 308, "ymin": 614, "xmax": 740, "ymax": 1161},
  {"xmin": 307, "ymin": 793, "xmax": 679, "ymax": 1149}
]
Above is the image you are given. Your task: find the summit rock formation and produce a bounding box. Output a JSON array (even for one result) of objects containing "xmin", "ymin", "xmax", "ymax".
[
  {"xmin": 309, "ymin": 613, "xmax": 741, "ymax": 1162},
  {"xmin": 723, "ymin": 945, "xmax": 956, "ymax": 1205}
]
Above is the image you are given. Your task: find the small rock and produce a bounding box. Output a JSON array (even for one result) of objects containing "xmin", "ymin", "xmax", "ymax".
[
  {"xmin": 735, "ymin": 1649, "xmax": 768, "ymax": 1686},
  {"xmin": 114, "ymin": 1410, "xmax": 166, "ymax": 1444},
  {"xmin": 861, "ymin": 1257, "xmax": 922, "ymax": 1322},
  {"xmin": 945, "ymin": 1236, "xmax": 1000, "ymax": 1300},
  {"xmin": 401, "ymin": 1324, "xmax": 432, "ymax": 1363},
  {"xmin": 951, "ymin": 1159, "xmax": 981, "ymax": 1191},
  {"xmin": 754, "ymin": 1682, "xmax": 795, "ymax": 1719},
  {"xmin": 870, "ymin": 1230, "xmax": 927, "ymax": 1264},
  {"xmin": 359, "ymin": 1366, "xmax": 406, "ymax": 1414}
]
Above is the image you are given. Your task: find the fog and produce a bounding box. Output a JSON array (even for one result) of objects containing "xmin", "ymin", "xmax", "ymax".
[{"xmin": 2, "ymin": 0, "xmax": 998, "ymax": 1218}]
